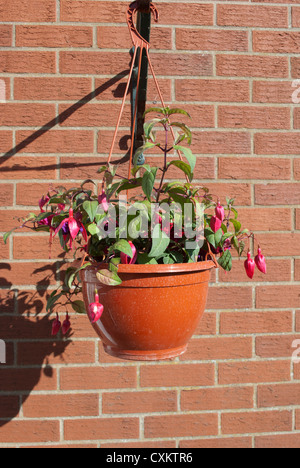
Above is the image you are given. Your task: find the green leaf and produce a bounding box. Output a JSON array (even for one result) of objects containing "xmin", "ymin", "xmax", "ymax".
[
  {"xmin": 142, "ymin": 167, "xmax": 157, "ymax": 200},
  {"xmin": 137, "ymin": 253, "xmax": 158, "ymax": 265},
  {"xmin": 96, "ymin": 269, "xmax": 122, "ymax": 286},
  {"xmin": 204, "ymin": 228, "xmax": 216, "ymax": 248},
  {"xmin": 3, "ymin": 229, "xmax": 16, "ymax": 244},
  {"xmin": 144, "ymin": 107, "xmax": 166, "ymax": 116},
  {"xmin": 173, "ymin": 145, "xmax": 196, "ymax": 173},
  {"xmin": 133, "ymin": 142, "xmax": 157, "ymax": 166},
  {"xmin": 170, "ymin": 122, "xmax": 192, "ymax": 145},
  {"xmin": 167, "ymin": 160, "xmax": 193, "ymax": 181},
  {"xmin": 214, "ymin": 228, "xmax": 223, "ymax": 246},
  {"xmin": 110, "ymin": 239, "xmax": 134, "ymax": 258},
  {"xmin": 88, "ymin": 223, "xmax": 100, "ymax": 236},
  {"xmin": 71, "ymin": 300, "xmax": 86, "ymax": 314},
  {"xmin": 83, "ymin": 200, "xmax": 99, "ymax": 222},
  {"xmin": 149, "ymin": 223, "xmax": 170, "ymax": 257},
  {"xmin": 230, "ymin": 219, "xmax": 241, "ymax": 234},
  {"xmin": 218, "ymin": 250, "xmax": 232, "ymax": 272},
  {"xmin": 167, "ymin": 108, "xmax": 191, "ymax": 118},
  {"xmin": 46, "ymin": 291, "xmax": 63, "ymax": 312}
]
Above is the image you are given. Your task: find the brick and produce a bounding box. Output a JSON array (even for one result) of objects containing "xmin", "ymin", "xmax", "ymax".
[
  {"xmin": 0, "ymin": 51, "xmax": 56, "ymax": 74},
  {"xmin": 98, "ymin": 25, "xmax": 172, "ymax": 50},
  {"xmin": 14, "ymin": 77, "xmax": 92, "ymax": 101},
  {"xmin": 60, "ymin": 0, "xmax": 127, "ymax": 23},
  {"xmin": 192, "ymin": 131, "xmax": 251, "ymax": 155},
  {"xmin": 219, "ymin": 361, "xmax": 291, "ymax": 385},
  {"xmin": 218, "ymin": 106, "xmax": 290, "ymax": 130},
  {"xmin": 257, "ymin": 233, "xmax": 300, "ymax": 256},
  {"xmin": 0, "ymin": 209, "xmax": 39, "ymax": 231},
  {"xmin": 155, "ymin": 3, "xmax": 214, "ymax": 26},
  {"xmin": 0, "ymin": 368, "xmax": 57, "ymax": 392},
  {"xmin": 60, "ymin": 51, "xmax": 213, "ymax": 77},
  {"xmin": 16, "ymin": 130, "xmax": 94, "ymax": 154},
  {"xmin": 102, "ymin": 441, "xmax": 177, "ymax": 449},
  {"xmin": 256, "ymin": 433, "xmax": 300, "ymax": 449},
  {"xmin": 0, "ymin": 396, "xmax": 19, "ymax": 419},
  {"xmin": 194, "ymin": 312, "xmax": 217, "ymax": 335},
  {"xmin": 176, "ymin": 29, "xmax": 248, "ymax": 52},
  {"xmin": 294, "ymin": 160, "xmax": 300, "ymax": 180},
  {"xmin": 0, "ymin": 0, "xmax": 56, "ymax": 22},
  {"xmin": 296, "ymin": 210, "xmax": 300, "ymax": 229},
  {"xmin": 0, "ymin": 261, "xmax": 56, "ymax": 286},
  {"xmin": 176, "ymin": 79, "xmax": 250, "ymax": 103},
  {"xmin": 64, "ymin": 417, "xmax": 139, "ymax": 441},
  {"xmin": 95, "ymin": 76, "xmax": 172, "ymax": 103},
  {"xmin": 253, "ymin": 31, "xmax": 300, "ymax": 54},
  {"xmin": 0, "ymin": 420, "xmax": 60, "ymax": 443},
  {"xmin": 22, "ymin": 394, "xmax": 99, "ymax": 417},
  {"xmin": 255, "ymin": 183, "xmax": 300, "ymax": 205},
  {"xmin": 253, "ymin": 80, "xmax": 295, "ymax": 104},
  {"xmin": 140, "ymin": 363, "xmax": 214, "ymax": 388},
  {"xmin": 180, "ymin": 337, "xmax": 252, "ymax": 361},
  {"xmin": 222, "ymin": 410, "xmax": 292, "ymax": 435},
  {"xmin": 17, "ymin": 340, "xmax": 95, "ymax": 365},
  {"xmin": 291, "ymin": 58, "xmax": 300, "ymax": 78},
  {"xmin": 258, "ymin": 383, "xmax": 300, "ymax": 408},
  {"xmin": 58, "ymin": 103, "xmax": 132, "ymax": 127},
  {"xmin": 0, "ymin": 184, "xmax": 13, "ymax": 206},
  {"xmin": 0, "ymin": 103, "xmax": 56, "ymax": 127},
  {"xmin": 0, "ymin": 25, "xmax": 12, "ymax": 47},
  {"xmin": 293, "ymin": 7, "xmax": 300, "ymax": 27},
  {"xmin": 255, "ymin": 132, "xmax": 300, "ymax": 155},
  {"xmin": 0, "ymin": 156, "xmax": 57, "ymax": 180},
  {"xmin": 220, "ymin": 311, "xmax": 293, "ymax": 335},
  {"xmin": 217, "ymin": 4, "xmax": 288, "ymax": 28},
  {"xmin": 204, "ymin": 183, "xmax": 251, "ymax": 206},
  {"xmin": 219, "ymin": 157, "xmax": 291, "ymax": 180},
  {"xmin": 255, "ymin": 335, "xmax": 300, "ymax": 358},
  {"xmin": 256, "ymin": 286, "xmax": 300, "ymax": 309},
  {"xmin": 102, "ymin": 391, "xmax": 177, "ymax": 414},
  {"xmin": 207, "ymin": 286, "xmax": 252, "ymax": 310},
  {"xmin": 16, "ymin": 25, "xmax": 93, "ymax": 48},
  {"xmin": 217, "ymin": 55, "xmax": 288, "ymax": 79},
  {"xmin": 13, "ymin": 235, "xmax": 74, "ymax": 260},
  {"xmin": 240, "ymin": 207, "xmax": 291, "ymax": 232},
  {"xmin": 220, "ymin": 259, "xmax": 291, "ymax": 284},
  {"xmin": 60, "ymin": 366, "xmax": 137, "ymax": 390},
  {"xmin": 0, "ymin": 130, "xmax": 13, "ymax": 154},
  {"xmin": 181, "ymin": 386, "xmax": 253, "ymax": 411},
  {"xmin": 180, "ymin": 437, "xmax": 252, "ymax": 449},
  {"xmin": 0, "ymin": 237, "xmax": 9, "ymax": 260},
  {"xmin": 144, "ymin": 414, "xmax": 218, "ymax": 439},
  {"xmin": 295, "ymin": 259, "xmax": 300, "ymax": 281}
]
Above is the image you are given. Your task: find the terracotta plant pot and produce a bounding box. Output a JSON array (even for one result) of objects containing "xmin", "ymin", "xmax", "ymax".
[{"xmin": 80, "ymin": 260, "xmax": 216, "ymax": 361}]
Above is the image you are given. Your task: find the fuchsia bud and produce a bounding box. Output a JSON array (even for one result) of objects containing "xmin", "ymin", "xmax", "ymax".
[
  {"xmin": 51, "ymin": 313, "xmax": 61, "ymax": 336},
  {"xmin": 88, "ymin": 291, "xmax": 104, "ymax": 323},
  {"xmin": 210, "ymin": 216, "xmax": 222, "ymax": 233},
  {"xmin": 215, "ymin": 200, "xmax": 225, "ymax": 222},
  {"xmin": 98, "ymin": 190, "xmax": 109, "ymax": 212},
  {"xmin": 62, "ymin": 312, "xmax": 71, "ymax": 335},
  {"xmin": 244, "ymin": 250, "xmax": 255, "ymax": 279},
  {"xmin": 255, "ymin": 247, "xmax": 267, "ymax": 274},
  {"xmin": 120, "ymin": 241, "xmax": 137, "ymax": 265}
]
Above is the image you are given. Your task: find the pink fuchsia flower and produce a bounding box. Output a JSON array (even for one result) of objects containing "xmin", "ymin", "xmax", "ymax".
[
  {"xmin": 255, "ymin": 247, "xmax": 267, "ymax": 274},
  {"xmin": 210, "ymin": 216, "xmax": 222, "ymax": 233},
  {"xmin": 39, "ymin": 195, "xmax": 50, "ymax": 211},
  {"xmin": 51, "ymin": 313, "xmax": 61, "ymax": 336},
  {"xmin": 88, "ymin": 291, "xmax": 104, "ymax": 323},
  {"xmin": 98, "ymin": 190, "xmax": 109, "ymax": 212},
  {"xmin": 244, "ymin": 250, "xmax": 255, "ymax": 279},
  {"xmin": 54, "ymin": 208, "xmax": 87, "ymax": 250},
  {"xmin": 120, "ymin": 241, "xmax": 137, "ymax": 265},
  {"xmin": 62, "ymin": 312, "xmax": 71, "ymax": 335},
  {"xmin": 215, "ymin": 201, "xmax": 225, "ymax": 222}
]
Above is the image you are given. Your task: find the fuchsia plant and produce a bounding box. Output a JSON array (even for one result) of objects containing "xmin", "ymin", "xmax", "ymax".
[{"xmin": 3, "ymin": 107, "xmax": 266, "ymax": 334}]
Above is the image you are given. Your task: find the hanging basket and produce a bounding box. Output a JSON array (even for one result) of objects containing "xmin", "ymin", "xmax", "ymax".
[{"xmin": 79, "ymin": 1, "xmax": 218, "ymax": 361}]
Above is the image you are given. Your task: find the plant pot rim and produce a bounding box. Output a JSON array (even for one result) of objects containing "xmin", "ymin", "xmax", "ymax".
[{"xmin": 87, "ymin": 259, "xmax": 217, "ymax": 275}]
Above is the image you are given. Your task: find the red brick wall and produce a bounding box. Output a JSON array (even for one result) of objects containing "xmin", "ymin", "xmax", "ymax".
[{"xmin": 0, "ymin": 0, "xmax": 299, "ymax": 448}]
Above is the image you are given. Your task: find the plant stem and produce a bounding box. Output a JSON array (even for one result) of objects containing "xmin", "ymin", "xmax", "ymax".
[{"xmin": 155, "ymin": 124, "xmax": 169, "ymax": 203}]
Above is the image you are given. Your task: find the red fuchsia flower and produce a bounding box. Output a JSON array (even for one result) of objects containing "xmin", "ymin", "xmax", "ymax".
[
  {"xmin": 39, "ymin": 195, "xmax": 50, "ymax": 211},
  {"xmin": 98, "ymin": 190, "xmax": 109, "ymax": 212},
  {"xmin": 215, "ymin": 200, "xmax": 225, "ymax": 222},
  {"xmin": 54, "ymin": 208, "xmax": 87, "ymax": 250},
  {"xmin": 51, "ymin": 313, "xmax": 61, "ymax": 336},
  {"xmin": 244, "ymin": 250, "xmax": 255, "ymax": 279},
  {"xmin": 210, "ymin": 215, "xmax": 222, "ymax": 233},
  {"xmin": 62, "ymin": 312, "xmax": 71, "ymax": 335},
  {"xmin": 120, "ymin": 241, "xmax": 137, "ymax": 265},
  {"xmin": 88, "ymin": 291, "xmax": 104, "ymax": 323},
  {"xmin": 255, "ymin": 247, "xmax": 267, "ymax": 274}
]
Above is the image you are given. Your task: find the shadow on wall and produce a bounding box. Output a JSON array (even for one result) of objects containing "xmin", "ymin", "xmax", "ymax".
[
  {"xmin": 0, "ymin": 69, "xmax": 135, "ymax": 428},
  {"xmin": 0, "ymin": 264, "xmax": 72, "ymax": 428},
  {"xmin": 0, "ymin": 68, "xmax": 132, "ymax": 169}
]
